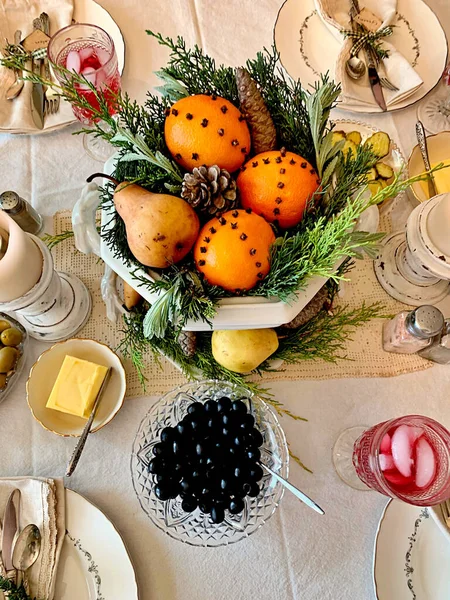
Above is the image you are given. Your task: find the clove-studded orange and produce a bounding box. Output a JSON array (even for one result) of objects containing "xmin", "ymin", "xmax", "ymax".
[
  {"xmin": 164, "ymin": 94, "xmax": 251, "ymax": 172},
  {"xmin": 237, "ymin": 149, "xmax": 320, "ymax": 229},
  {"xmin": 194, "ymin": 209, "xmax": 275, "ymax": 292}
]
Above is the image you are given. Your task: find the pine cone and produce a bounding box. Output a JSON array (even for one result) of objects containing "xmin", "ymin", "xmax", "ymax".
[
  {"xmin": 181, "ymin": 165, "xmax": 238, "ymax": 217},
  {"xmin": 279, "ymin": 286, "xmax": 329, "ymax": 330},
  {"xmin": 236, "ymin": 67, "xmax": 277, "ymax": 154},
  {"xmin": 178, "ymin": 330, "xmax": 197, "ymax": 358}
]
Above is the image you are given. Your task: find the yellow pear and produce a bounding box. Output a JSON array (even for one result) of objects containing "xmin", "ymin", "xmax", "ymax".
[
  {"xmin": 212, "ymin": 329, "xmax": 279, "ymax": 373},
  {"xmin": 87, "ymin": 173, "xmax": 200, "ymax": 268}
]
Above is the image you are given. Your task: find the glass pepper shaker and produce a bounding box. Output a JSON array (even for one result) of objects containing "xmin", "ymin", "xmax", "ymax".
[
  {"xmin": 418, "ymin": 319, "xmax": 450, "ymax": 364},
  {"xmin": 0, "ymin": 191, "xmax": 43, "ymax": 236},
  {"xmin": 382, "ymin": 305, "xmax": 445, "ymax": 354}
]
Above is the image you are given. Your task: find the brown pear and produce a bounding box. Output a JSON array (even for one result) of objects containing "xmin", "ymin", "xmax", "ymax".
[{"xmin": 87, "ymin": 174, "xmax": 200, "ymax": 268}]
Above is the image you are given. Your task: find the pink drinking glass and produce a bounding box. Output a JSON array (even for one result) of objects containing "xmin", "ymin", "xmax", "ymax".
[
  {"xmin": 48, "ymin": 23, "xmax": 121, "ymax": 161},
  {"xmin": 333, "ymin": 415, "xmax": 450, "ymax": 506}
]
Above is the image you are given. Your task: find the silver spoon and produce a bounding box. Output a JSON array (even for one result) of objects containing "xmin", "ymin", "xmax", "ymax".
[
  {"xmin": 345, "ymin": 12, "xmax": 366, "ymax": 80},
  {"xmin": 12, "ymin": 524, "xmax": 41, "ymax": 592},
  {"xmin": 5, "ymin": 30, "xmax": 25, "ymax": 100},
  {"xmin": 260, "ymin": 462, "xmax": 325, "ymax": 515}
]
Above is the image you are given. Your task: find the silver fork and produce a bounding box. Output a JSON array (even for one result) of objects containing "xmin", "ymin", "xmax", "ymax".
[
  {"xmin": 33, "ymin": 13, "xmax": 60, "ymax": 116},
  {"xmin": 441, "ymin": 498, "xmax": 450, "ymax": 529},
  {"xmin": 370, "ymin": 47, "xmax": 399, "ymax": 92}
]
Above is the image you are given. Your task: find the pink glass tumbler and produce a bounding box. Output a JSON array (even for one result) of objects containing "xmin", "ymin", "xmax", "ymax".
[{"xmin": 334, "ymin": 415, "xmax": 450, "ymax": 506}]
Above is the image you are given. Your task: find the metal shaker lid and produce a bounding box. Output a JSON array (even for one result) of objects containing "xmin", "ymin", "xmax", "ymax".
[
  {"xmin": 0, "ymin": 191, "xmax": 21, "ymax": 212},
  {"xmin": 405, "ymin": 305, "xmax": 445, "ymax": 339}
]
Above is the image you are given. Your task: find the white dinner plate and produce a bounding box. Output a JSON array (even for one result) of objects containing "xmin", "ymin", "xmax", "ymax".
[
  {"xmin": 55, "ymin": 489, "xmax": 138, "ymax": 600},
  {"xmin": 373, "ymin": 500, "xmax": 450, "ymax": 600},
  {"xmin": 274, "ymin": 0, "xmax": 448, "ymax": 113}
]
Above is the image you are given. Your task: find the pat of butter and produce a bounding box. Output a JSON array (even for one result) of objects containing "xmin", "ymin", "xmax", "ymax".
[
  {"xmin": 46, "ymin": 355, "xmax": 108, "ymax": 419},
  {"xmin": 420, "ymin": 159, "xmax": 450, "ymax": 198}
]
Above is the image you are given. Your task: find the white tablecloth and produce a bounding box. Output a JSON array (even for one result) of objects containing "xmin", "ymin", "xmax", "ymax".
[{"xmin": 0, "ymin": 1, "xmax": 450, "ymax": 599}]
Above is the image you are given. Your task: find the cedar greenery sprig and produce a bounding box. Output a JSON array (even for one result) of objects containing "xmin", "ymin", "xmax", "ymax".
[{"xmin": 0, "ymin": 576, "xmax": 40, "ymax": 600}]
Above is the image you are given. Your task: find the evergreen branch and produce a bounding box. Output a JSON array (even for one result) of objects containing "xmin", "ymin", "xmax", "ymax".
[
  {"xmin": 274, "ymin": 302, "xmax": 387, "ymax": 363},
  {"xmin": 0, "ymin": 576, "xmax": 40, "ymax": 600},
  {"xmin": 154, "ymin": 70, "xmax": 190, "ymax": 101},
  {"xmin": 41, "ymin": 229, "xmax": 75, "ymax": 249},
  {"xmin": 289, "ymin": 447, "xmax": 313, "ymax": 474},
  {"xmin": 147, "ymin": 31, "xmax": 239, "ymax": 102},
  {"xmin": 110, "ymin": 126, "xmax": 183, "ymax": 181}
]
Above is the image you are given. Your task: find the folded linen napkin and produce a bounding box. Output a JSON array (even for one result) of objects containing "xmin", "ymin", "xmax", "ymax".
[
  {"xmin": 314, "ymin": 0, "xmax": 423, "ymax": 109},
  {"xmin": 0, "ymin": 477, "xmax": 65, "ymax": 600},
  {"xmin": 0, "ymin": 0, "xmax": 74, "ymax": 133}
]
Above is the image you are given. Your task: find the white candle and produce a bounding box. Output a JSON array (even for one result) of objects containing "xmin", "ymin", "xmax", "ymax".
[
  {"xmin": 427, "ymin": 193, "xmax": 450, "ymax": 257},
  {"xmin": 0, "ymin": 211, "xmax": 43, "ymax": 302}
]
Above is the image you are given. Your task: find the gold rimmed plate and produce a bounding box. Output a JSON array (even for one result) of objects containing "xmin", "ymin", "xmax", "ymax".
[{"xmin": 27, "ymin": 338, "xmax": 126, "ymax": 437}]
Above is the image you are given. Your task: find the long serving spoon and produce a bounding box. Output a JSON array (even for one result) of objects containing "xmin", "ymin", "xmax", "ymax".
[
  {"xmin": 260, "ymin": 462, "xmax": 325, "ymax": 515},
  {"xmin": 12, "ymin": 524, "xmax": 41, "ymax": 593},
  {"xmin": 5, "ymin": 30, "xmax": 25, "ymax": 100},
  {"xmin": 415, "ymin": 120, "xmax": 438, "ymax": 199}
]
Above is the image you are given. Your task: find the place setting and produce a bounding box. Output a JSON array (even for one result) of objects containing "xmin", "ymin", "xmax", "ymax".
[
  {"xmin": 274, "ymin": 0, "xmax": 448, "ymax": 113},
  {"xmin": 1, "ymin": 0, "xmax": 450, "ymax": 598}
]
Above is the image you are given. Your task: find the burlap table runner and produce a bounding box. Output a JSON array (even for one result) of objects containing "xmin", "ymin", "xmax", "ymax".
[{"xmin": 51, "ymin": 209, "xmax": 434, "ymax": 398}]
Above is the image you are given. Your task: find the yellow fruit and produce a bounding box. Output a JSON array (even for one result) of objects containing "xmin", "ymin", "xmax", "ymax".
[
  {"xmin": 114, "ymin": 182, "xmax": 200, "ymax": 268},
  {"xmin": 212, "ymin": 329, "xmax": 279, "ymax": 373}
]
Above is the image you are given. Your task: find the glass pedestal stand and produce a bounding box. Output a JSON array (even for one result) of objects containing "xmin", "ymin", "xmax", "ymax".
[{"xmin": 332, "ymin": 426, "xmax": 371, "ymax": 491}]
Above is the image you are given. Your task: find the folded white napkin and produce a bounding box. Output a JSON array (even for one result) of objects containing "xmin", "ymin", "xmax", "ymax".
[
  {"xmin": 0, "ymin": 477, "xmax": 65, "ymax": 600},
  {"xmin": 0, "ymin": 0, "xmax": 74, "ymax": 133},
  {"xmin": 314, "ymin": 0, "xmax": 423, "ymax": 109}
]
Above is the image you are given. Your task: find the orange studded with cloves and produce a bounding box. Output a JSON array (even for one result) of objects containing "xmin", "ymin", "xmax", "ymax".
[
  {"xmin": 194, "ymin": 209, "xmax": 275, "ymax": 292},
  {"xmin": 237, "ymin": 149, "xmax": 320, "ymax": 229},
  {"xmin": 164, "ymin": 94, "xmax": 251, "ymax": 172}
]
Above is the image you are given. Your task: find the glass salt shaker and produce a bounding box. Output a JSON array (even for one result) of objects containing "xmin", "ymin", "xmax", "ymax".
[
  {"xmin": 418, "ymin": 319, "xmax": 450, "ymax": 364},
  {"xmin": 0, "ymin": 191, "xmax": 43, "ymax": 235},
  {"xmin": 382, "ymin": 305, "xmax": 445, "ymax": 354}
]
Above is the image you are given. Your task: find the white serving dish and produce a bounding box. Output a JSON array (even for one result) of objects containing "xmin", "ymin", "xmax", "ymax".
[{"xmin": 74, "ymin": 136, "xmax": 380, "ymax": 331}]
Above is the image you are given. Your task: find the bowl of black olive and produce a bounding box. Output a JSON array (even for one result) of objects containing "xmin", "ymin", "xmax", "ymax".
[{"xmin": 131, "ymin": 380, "xmax": 289, "ymax": 546}]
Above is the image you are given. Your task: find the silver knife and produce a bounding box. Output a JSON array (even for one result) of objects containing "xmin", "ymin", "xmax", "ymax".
[
  {"xmin": 29, "ymin": 22, "xmax": 45, "ymax": 129},
  {"xmin": 1, "ymin": 489, "xmax": 20, "ymax": 584},
  {"xmin": 366, "ymin": 50, "xmax": 387, "ymax": 112},
  {"xmin": 416, "ymin": 120, "xmax": 437, "ymax": 198},
  {"xmin": 350, "ymin": 0, "xmax": 387, "ymax": 111},
  {"xmin": 66, "ymin": 367, "xmax": 113, "ymax": 477}
]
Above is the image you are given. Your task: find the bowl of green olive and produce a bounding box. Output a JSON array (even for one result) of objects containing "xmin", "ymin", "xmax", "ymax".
[{"xmin": 0, "ymin": 313, "xmax": 27, "ymax": 403}]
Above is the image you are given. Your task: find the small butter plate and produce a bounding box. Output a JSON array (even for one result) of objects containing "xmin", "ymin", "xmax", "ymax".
[{"xmin": 27, "ymin": 338, "xmax": 126, "ymax": 437}]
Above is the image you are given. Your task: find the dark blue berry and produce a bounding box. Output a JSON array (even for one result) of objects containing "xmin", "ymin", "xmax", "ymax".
[
  {"xmin": 217, "ymin": 396, "xmax": 232, "ymax": 413},
  {"xmin": 160, "ymin": 427, "xmax": 177, "ymax": 443},
  {"xmin": 232, "ymin": 400, "xmax": 247, "ymax": 414},
  {"xmin": 204, "ymin": 399, "xmax": 218, "ymax": 413},
  {"xmin": 229, "ymin": 497, "xmax": 245, "ymax": 514},
  {"xmin": 187, "ymin": 401, "xmax": 204, "ymax": 416},
  {"xmin": 181, "ymin": 496, "xmax": 198, "ymax": 512},
  {"xmin": 211, "ymin": 505, "xmax": 225, "ymax": 523}
]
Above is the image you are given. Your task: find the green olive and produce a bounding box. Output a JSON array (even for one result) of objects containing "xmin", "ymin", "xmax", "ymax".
[
  {"xmin": 0, "ymin": 327, "xmax": 22, "ymax": 347},
  {"xmin": 0, "ymin": 347, "xmax": 18, "ymax": 373},
  {"xmin": 0, "ymin": 373, "xmax": 6, "ymax": 389},
  {"xmin": 0, "ymin": 320, "xmax": 11, "ymax": 334}
]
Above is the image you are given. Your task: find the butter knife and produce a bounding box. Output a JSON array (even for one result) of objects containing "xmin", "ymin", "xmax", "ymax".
[
  {"xmin": 366, "ymin": 51, "xmax": 387, "ymax": 112},
  {"xmin": 29, "ymin": 23, "xmax": 44, "ymax": 129},
  {"xmin": 66, "ymin": 367, "xmax": 113, "ymax": 477},
  {"xmin": 1, "ymin": 489, "xmax": 20, "ymax": 590},
  {"xmin": 415, "ymin": 120, "xmax": 437, "ymax": 198},
  {"xmin": 350, "ymin": 0, "xmax": 387, "ymax": 112}
]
